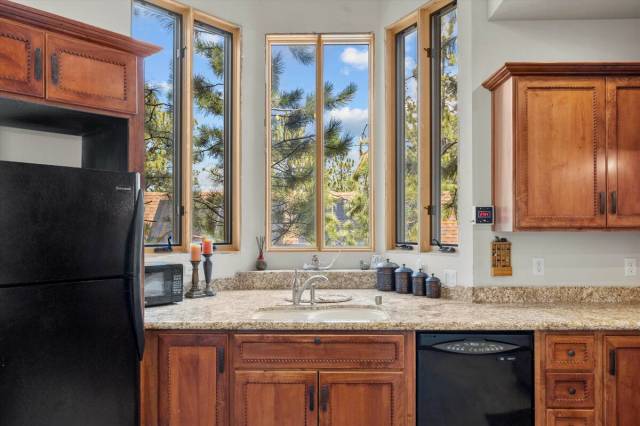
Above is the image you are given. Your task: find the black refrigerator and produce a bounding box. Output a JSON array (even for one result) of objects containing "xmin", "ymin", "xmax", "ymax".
[{"xmin": 0, "ymin": 161, "xmax": 145, "ymax": 426}]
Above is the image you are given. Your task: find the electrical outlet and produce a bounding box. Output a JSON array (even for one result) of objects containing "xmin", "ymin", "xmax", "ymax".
[
  {"xmin": 624, "ymin": 258, "xmax": 637, "ymax": 277},
  {"xmin": 532, "ymin": 258, "xmax": 544, "ymax": 276},
  {"xmin": 444, "ymin": 269, "xmax": 457, "ymax": 285}
]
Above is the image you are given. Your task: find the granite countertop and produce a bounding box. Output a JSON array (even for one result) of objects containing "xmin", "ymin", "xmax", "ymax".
[{"xmin": 144, "ymin": 289, "xmax": 640, "ymax": 331}]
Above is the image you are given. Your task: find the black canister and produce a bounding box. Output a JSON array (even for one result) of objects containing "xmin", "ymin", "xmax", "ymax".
[
  {"xmin": 412, "ymin": 268, "xmax": 427, "ymax": 296},
  {"xmin": 395, "ymin": 264, "xmax": 413, "ymax": 294},
  {"xmin": 376, "ymin": 259, "xmax": 398, "ymax": 291},
  {"xmin": 426, "ymin": 273, "xmax": 441, "ymax": 299}
]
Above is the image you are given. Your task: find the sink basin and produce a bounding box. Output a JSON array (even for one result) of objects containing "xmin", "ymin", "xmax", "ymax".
[{"xmin": 251, "ymin": 305, "xmax": 390, "ymax": 322}]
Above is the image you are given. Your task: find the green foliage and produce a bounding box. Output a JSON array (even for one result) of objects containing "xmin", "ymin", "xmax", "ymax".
[{"xmin": 270, "ymin": 46, "xmax": 370, "ymax": 247}]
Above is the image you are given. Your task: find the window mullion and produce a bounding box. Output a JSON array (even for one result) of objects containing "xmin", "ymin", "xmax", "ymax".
[
  {"xmin": 315, "ymin": 34, "xmax": 324, "ymax": 251},
  {"xmin": 181, "ymin": 8, "xmax": 194, "ymax": 251},
  {"xmin": 418, "ymin": 8, "xmax": 432, "ymax": 252}
]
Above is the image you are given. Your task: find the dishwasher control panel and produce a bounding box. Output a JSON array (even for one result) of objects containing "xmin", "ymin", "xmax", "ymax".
[{"xmin": 433, "ymin": 340, "xmax": 519, "ymax": 354}]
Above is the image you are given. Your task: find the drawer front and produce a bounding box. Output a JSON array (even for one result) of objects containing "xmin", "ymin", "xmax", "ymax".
[
  {"xmin": 46, "ymin": 34, "xmax": 137, "ymax": 114},
  {"xmin": 546, "ymin": 373, "xmax": 594, "ymax": 409},
  {"xmin": 546, "ymin": 409, "xmax": 594, "ymax": 426},
  {"xmin": 546, "ymin": 335, "xmax": 595, "ymax": 370},
  {"xmin": 232, "ymin": 334, "xmax": 405, "ymax": 369}
]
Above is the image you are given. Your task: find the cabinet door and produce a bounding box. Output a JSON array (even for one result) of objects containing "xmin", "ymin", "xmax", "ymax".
[
  {"xmin": 515, "ymin": 77, "xmax": 607, "ymax": 229},
  {"xmin": 0, "ymin": 17, "xmax": 44, "ymax": 97},
  {"xmin": 318, "ymin": 371, "xmax": 405, "ymax": 426},
  {"xmin": 606, "ymin": 78, "xmax": 640, "ymax": 228},
  {"xmin": 233, "ymin": 370, "xmax": 317, "ymax": 426},
  {"xmin": 46, "ymin": 33, "xmax": 137, "ymax": 114},
  {"xmin": 604, "ymin": 336, "xmax": 640, "ymax": 426},
  {"xmin": 546, "ymin": 409, "xmax": 594, "ymax": 426},
  {"xmin": 158, "ymin": 333, "xmax": 227, "ymax": 426}
]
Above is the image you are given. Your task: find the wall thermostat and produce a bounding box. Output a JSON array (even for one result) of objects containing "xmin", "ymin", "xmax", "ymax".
[{"xmin": 474, "ymin": 206, "xmax": 494, "ymax": 224}]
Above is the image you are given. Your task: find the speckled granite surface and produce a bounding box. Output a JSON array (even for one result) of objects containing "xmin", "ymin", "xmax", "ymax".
[
  {"xmin": 145, "ymin": 289, "xmax": 640, "ymax": 331},
  {"xmin": 213, "ymin": 270, "xmax": 376, "ymax": 291}
]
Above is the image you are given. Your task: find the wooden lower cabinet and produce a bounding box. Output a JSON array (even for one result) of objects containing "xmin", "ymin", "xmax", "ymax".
[
  {"xmin": 537, "ymin": 332, "xmax": 640, "ymax": 426},
  {"xmin": 604, "ymin": 336, "xmax": 640, "ymax": 426},
  {"xmin": 144, "ymin": 331, "xmax": 412, "ymax": 426},
  {"xmin": 318, "ymin": 371, "xmax": 404, "ymax": 426},
  {"xmin": 233, "ymin": 370, "xmax": 317, "ymax": 426},
  {"xmin": 142, "ymin": 332, "xmax": 228, "ymax": 426}
]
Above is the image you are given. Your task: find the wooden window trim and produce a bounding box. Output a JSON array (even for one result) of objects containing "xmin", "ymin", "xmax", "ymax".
[
  {"xmin": 384, "ymin": 0, "xmax": 453, "ymax": 252},
  {"xmin": 140, "ymin": 0, "xmax": 241, "ymax": 253},
  {"xmin": 265, "ymin": 33, "xmax": 375, "ymax": 253}
]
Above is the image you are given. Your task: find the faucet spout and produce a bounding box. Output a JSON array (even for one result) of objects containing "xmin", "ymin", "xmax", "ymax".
[{"xmin": 292, "ymin": 274, "xmax": 328, "ymax": 305}]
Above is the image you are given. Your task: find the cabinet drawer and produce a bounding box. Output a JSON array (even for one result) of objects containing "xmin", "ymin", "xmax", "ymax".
[
  {"xmin": 546, "ymin": 373, "xmax": 594, "ymax": 409},
  {"xmin": 546, "ymin": 335, "xmax": 595, "ymax": 370},
  {"xmin": 546, "ymin": 409, "xmax": 594, "ymax": 426},
  {"xmin": 232, "ymin": 334, "xmax": 405, "ymax": 369}
]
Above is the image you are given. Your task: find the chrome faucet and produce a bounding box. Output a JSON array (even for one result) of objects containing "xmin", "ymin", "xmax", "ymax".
[{"xmin": 291, "ymin": 270, "xmax": 328, "ymax": 305}]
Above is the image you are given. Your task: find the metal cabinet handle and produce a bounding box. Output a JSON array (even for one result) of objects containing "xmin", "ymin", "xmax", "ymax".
[
  {"xmin": 567, "ymin": 349, "xmax": 576, "ymax": 358},
  {"xmin": 611, "ymin": 191, "xmax": 617, "ymax": 214},
  {"xmin": 34, "ymin": 48, "xmax": 42, "ymax": 81},
  {"xmin": 51, "ymin": 53, "xmax": 59, "ymax": 85},
  {"xmin": 599, "ymin": 192, "xmax": 605, "ymax": 215},
  {"xmin": 309, "ymin": 384, "xmax": 315, "ymax": 411},
  {"xmin": 320, "ymin": 385, "xmax": 329, "ymax": 412},
  {"xmin": 568, "ymin": 387, "xmax": 577, "ymax": 396},
  {"xmin": 217, "ymin": 347, "xmax": 225, "ymax": 374}
]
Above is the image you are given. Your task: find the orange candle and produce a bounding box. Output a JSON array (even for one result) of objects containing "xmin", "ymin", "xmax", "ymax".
[
  {"xmin": 202, "ymin": 238, "xmax": 213, "ymax": 255},
  {"xmin": 190, "ymin": 243, "xmax": 201, "ymax": 261}
]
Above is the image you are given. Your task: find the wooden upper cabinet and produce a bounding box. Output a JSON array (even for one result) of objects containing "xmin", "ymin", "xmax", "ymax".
[
  {"xmin": 0, "ymin": 17, "xmax": 44, "ymax": 97},
  {"xmin": 606, "ymin": 77, "xmax": 640, "ymax": 228},
  {"xmin": 233, "ymin": 370, "xmax": 318, "ymax": 426},
  {"xmin": 158, "ymin": 333, "xmax": 227, "ymax": 426},
  {"xmin": 515, "ymin": 77, "xmax": 606, "ymax": 229},
  {"xmin": 45, "ymin": 33, "xmax": 137, "ymax": 114},
  {"xmin": 318, "ymin": 371, "xmax": 405, "ymax": 426},
  {"xmin": 604, "ymin": 336, "xmax": 640, "ymax": 426},
  {"xmin": 484, "ymin": 63, "xmax": 640, "ymax": 230}
]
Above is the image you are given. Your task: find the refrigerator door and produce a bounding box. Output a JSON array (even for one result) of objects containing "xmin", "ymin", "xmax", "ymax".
[
  {"xmin": 0, "ymin": 161, "xmax": 137, "ymax": 286},
  {"xmin": 0, "ymin": 278, "xmax": 138, "ymax": 426}
]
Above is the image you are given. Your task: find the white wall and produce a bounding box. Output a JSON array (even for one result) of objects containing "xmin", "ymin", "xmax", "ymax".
[
  {"xmin": 12, "ymin": 0, "xmax": 640, "ymax": 285},
  {"xmin": 0, "ymin": 127, "xmax": 82, "ymax": 167}
]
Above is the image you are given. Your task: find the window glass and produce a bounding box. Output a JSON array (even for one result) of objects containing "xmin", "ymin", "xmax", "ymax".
[
  {"xmin": 132, "ymin": 1, "xmax": 181, "ymax": 246},
  {"xmin": 192, "ymin": 21, "xmax": 232, "ymax": 244},
  {"xmin": 323, "ymin": 43, "xmax": 370, "ymax": 247},
  {"xmin": 434, "ymin": 7, "xmax": 459, "ymax": 245},
  {"xmin": 396, "ymin": 27, "xmax": 418, "ymax": 245},
  {"xmin": 269, "ymin": 44, "xmax": 317, "ymax": 247}
]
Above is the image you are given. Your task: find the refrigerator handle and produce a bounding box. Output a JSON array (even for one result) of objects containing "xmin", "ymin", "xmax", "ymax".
[{"xmin": 128, "ymin": 186, "xmax": 145, "ymax": 360}]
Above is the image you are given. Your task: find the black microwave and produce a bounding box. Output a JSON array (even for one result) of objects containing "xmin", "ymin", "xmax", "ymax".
[{"xmin": 144, "ymin": 263, "xmax": 183, "ymax": 307}]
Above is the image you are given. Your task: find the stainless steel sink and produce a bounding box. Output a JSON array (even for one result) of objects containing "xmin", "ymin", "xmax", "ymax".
[{"xmin": 251, "ymin": 305, "xmax": 390, "ymax": 322}]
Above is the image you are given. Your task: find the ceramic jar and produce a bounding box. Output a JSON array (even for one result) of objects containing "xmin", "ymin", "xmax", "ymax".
[
  {"xmin": 376, "ymin": 259, "xmax": 398, "ymax": 291},
  {"xmin": 395, "ymin": 264, "xmax": 413, "ymax": 294}
]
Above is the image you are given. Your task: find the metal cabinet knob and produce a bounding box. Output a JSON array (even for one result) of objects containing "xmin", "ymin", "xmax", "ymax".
[
  {"xmin": 567, "ymin": 349, "xmax": 576, "ymax": 357},
  {"xmin": 314, "ymin": 337, "xmax": 321, "ymax": 345},
  {"xmin": 568, "ymin": 387, "xmax": 577, "ymax": 395}
]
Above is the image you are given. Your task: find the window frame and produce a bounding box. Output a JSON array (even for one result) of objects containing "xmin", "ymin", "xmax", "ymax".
[
  {"xmin": 265, "ymin": 33, "xmax": 375, "ymax": 253},
  {"xmin": 385, "ymin": 0, "xmax": 456, "ymax": 252},
  {"xmin": 134, "ymin": 0, "xmax": 241, "ymax": 253}
]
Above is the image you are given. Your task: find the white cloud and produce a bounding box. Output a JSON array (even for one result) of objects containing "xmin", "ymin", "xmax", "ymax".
[
  {"xmin": 326, "ymin": 107, "xmax": 369, "ymax": 138},
  {"xmin": 405, "ymin": 57, "xmax": 417, "ymax": 73},
  {"xmin": 340, "ymin": 47, "xmax": 368, "ymax": 70}
]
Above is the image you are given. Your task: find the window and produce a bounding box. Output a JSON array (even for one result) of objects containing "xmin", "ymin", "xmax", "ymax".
[
  {"xmin": 386, "ymin": 1, "xmax": 458, "ymax": 251},
  {"xmin": 133, "ymin": 0, "xmax": 240, "ymax": 251},
  {"xmin": 431, "ymin": 4, "xmax": 458, "ymax": 246},
  {"xmin": 132, "ymin": 1, "xmax": 181, "ymax": 246},
  {"xmin": 266, "ymin": 34, "xmax": 373, "ymax": 251}
]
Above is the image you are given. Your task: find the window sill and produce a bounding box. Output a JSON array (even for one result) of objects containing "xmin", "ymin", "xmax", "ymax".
[{"xmin": 385, "ymin": 247, "xmax": 460, "ymax": 256}]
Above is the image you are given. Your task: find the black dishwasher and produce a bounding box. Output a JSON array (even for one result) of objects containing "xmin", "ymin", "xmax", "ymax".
[{"xmin": 417, "ymin": 332, "xmax": 533, "ymax": 426}]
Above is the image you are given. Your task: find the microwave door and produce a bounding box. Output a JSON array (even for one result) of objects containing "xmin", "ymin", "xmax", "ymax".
[{"xmin": 145, "ymin": 272, "xmax": 168, "ymax": 298}]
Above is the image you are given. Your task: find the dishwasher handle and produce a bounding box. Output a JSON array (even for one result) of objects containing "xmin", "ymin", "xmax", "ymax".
[{"xmin": 426, "ymin": 339, "xmax": 521, "ymax": 355}]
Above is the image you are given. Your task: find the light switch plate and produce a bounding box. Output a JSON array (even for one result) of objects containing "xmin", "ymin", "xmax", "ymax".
[
  {"xmin": 624, "ymin": 258, "xmax": 637, "ymax": 277},
  {"xmin": 444, "ymin": 269, "xmax": 457, "ymax": 285},
  {"xmin": 532, "ymin": 258, "xmax": 544, "ymax": 276}
]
